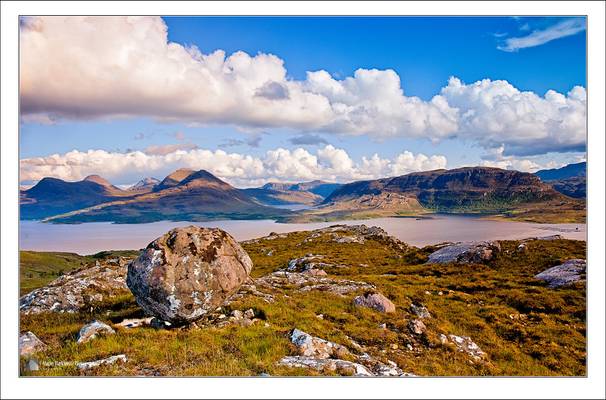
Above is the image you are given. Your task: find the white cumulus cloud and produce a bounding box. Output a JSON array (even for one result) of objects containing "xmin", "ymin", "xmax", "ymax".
[
  {"xmin": 19, "ymin": 145, "xmax": 448, "ymax": 187},
  {"xmin": 19, "ymin": 16, "xmax": 586, "ymax": 156}
]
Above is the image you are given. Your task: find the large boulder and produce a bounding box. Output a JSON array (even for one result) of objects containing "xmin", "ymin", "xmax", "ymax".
[
  {"xmin": 426, "ymin": 241, "xmax": 501, "ymax": 264},
  {"xmin": 127, "ymin": 226, "xmax": 253, "ymax": 325},
  {"xmin": 535, "ymin": 259, "xmax": 586, "ymax": 288}
]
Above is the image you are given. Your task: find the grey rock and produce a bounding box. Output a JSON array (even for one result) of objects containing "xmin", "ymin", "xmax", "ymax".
[
  {"xmin": 77, "ymin": 320, "xmax": 115, "ymax": 344},
  {"xmin": 441, "ymin": 334, "xmax": 486, "ymax": 362},
  {"xmin": 25, "ymin": 358, "xmax": 40, "ymax": 372},
  {"xmin": 353, "ymin": 292, "xmax": 396, "ymax": 313},
  {"xmin": 289, "ymin": 328, "xmax": 351, "ymax": 359},
  {"xmin": 535, "ymin": 259, "xmax": 586, "ymax": 288},
  {"xmin": 243, "ymin": 308, "xmax": 255, "ymax": 319},
  {"xmin": 410, "ymin": 302, "xmax": 431, "ymax": 319},
  {"xmin": 19, "ymin": 331, "xmax": 47, "ymax": 357},
  {"xmin": 426, "ymin": 241, "xmax": 501, "ymax": 264},
  {"xmin": 127, "ymin": 226, "xmax": 253, "ymax": 325}
]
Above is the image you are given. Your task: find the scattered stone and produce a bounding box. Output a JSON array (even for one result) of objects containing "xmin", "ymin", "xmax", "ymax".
[
  {"xmin": 127, "ymin": 226, "xmax": 253, "ymax": 325},
  {"xmin": 231, "ymin": 310, "xmax": 244, "ymax": 319},
  {"xmin": 243, "ymin": 308, "xmax": 255, "ymax": 319},
  {"xmin": 408, "ymin": 319, "xmax": 426, "ymax": 335},
  {"xmin": 316, "ymin": 314, "xmax": 324, "ymax": 320},
  {"xmin": 19, "ymin": 331, "xmax": 47, "ymax": 357},
  {"xmin": 379, "ymin": 323, "xmax": 387, "ymax": 329},
  {"xmin": 115, "ymin": 317, "xmax": 153, "ymax": 329},
  {"xmin": 303, "ymin": 269, "xmax": 328, "ymax": 276},
  {"xmin": 410, "ymin": 302, "xmax": 431, "ymax": 319},
  {"xmin": 353, "ymin": 292, "xmax": 396, "ymax": 313},
  {"xmin": 535, "ymin": 259, "xmax": 586, "ymax": 288},
  {"xmin": 289, "ymin": 329, "xmax": 351, "ymax": 359},
  {"xmin": 77, "ymin": 354, "xmax": 127, "ymax": 371},
  {"xmin": 438, "ymin": 291, "xmax": 443, "ymax": 296},
  {"xmin": 390, "ymin": 343, "xmax": 398, "ymax": 350},
  {"xmin": 441, "ymin": 334, "xmax": 486, "ymax": 362},
  {"xmin": 426, "ymin": 241, "xmax": 501, "ymax": 264},
  {"xmin": 19, "ymin": 257, "xmax": 132, "ymax": 314},
  {"xmin": 77, "ymin": 320, "xmax": 115, "ymax": 344},
  {"xmin": 516, "ymin": 243, "xmax": 527, "ymax": 253}
]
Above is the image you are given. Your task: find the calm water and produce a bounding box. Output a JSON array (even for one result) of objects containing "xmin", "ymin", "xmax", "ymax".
[{"xmin": 19, "ymin": 215, "xmax": 586, "ymax": 255}]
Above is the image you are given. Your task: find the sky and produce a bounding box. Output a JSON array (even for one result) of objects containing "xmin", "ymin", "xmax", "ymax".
[{"xmin": 19, "ymin": 16, "xmax": 587, "ymax": 188}]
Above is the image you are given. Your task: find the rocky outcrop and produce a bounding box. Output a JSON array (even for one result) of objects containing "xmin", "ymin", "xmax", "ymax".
[
  {"xmin": 535, "ymin": 259, "xmax": 586, "ymax": 288},
  {"xmin": 77, "ymin": 320, "xmax": 115, "ymax": 344},
  {"xmin": 254, "ymin": 270, "xmax": 375, "ymax": 296},
  {"xmin": 114, "ymin": 317, "xmax": 154, "ymax": 329},
  {"xmin": 127, "ymin": 226, "xmax": 253, "ymax": 325},
  {"xmin": 353, "ymin": 292, "xmax": 396, "ymax": 313},
  {"xmin": 302, "ymin": 225, "xmax": 408, "ymax": 251},
  {"xmin": 19, "ymin": 258, "xmax": 131, "ymax": 314},
  {"xmin": 19, "ymin": 331, "xmax": 47, "ymax": 357},
  {"xmin": 426, "ymin": 241, "xmax": 501, "ymax": 264},
  {"xmin": 286, "ymin": 254, "xmax": 332, "ymax": 273},
  {"xmin": 77, "ymin": 354, "xmax": 127, "ymax": 371},
  {"xmin": 279, "ymin": 328, "xmax": 413, "ymax": 376},
  {"xmin": 408, "ymin": 319, "xmax": 426, "ymax": 335}
]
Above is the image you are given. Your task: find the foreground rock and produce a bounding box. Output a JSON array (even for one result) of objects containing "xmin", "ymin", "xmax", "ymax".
[
  {"xmin": 127, "ymin": 226, "xmax": 253, "ymax": 325},
  {"xmin": 290, "ymin": 328, "xmax": 351, "ymax": 359},
  {"xmin": 77, "ymin": 354, "xmax": 127, "ymax": 371},
  {"xmin": 426, "ymin": 241, "xmax": 501, "ymax": 264},
  {"xmin": 77, "ymin": 320, "xmax": 115, "ymax": 344},
  {"xmin": 535, "ymin": 259, "xmax": 586, "ymax": 288},
  {"xmin": 279, "ymin": 328, "xmax": 413, "ymax": 376},
  {"xmin": 353, "ymin": 292, "xmax": 396, "ymax": 313},
  {"xmin": 19, "ymin": 258, "xmax": 131, "ymax": 314},
  {"xmin": 19, "ymin": 331, "xmax": 47, "ymax": 357}
]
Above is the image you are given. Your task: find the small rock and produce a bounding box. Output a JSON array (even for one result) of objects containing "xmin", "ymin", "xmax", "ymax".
[
  {"xmin": 115, "ymin": 317, "xmax": 153, "ymax": 329},
  {"xmin": 77, "ymin": 354, "xmax": 127, "ymax": 371},
  {"xmin": 410, "ymin": 303, "xmax": 431, "ymax": 319},
  {"xmin": 353, "ymin": 292, "xmax": 396, "ymax": 313},
  {"xmin": 231, "ymin": 310, "xmax": 244, "ymax": 319},
  {"xmin": 277, "ymin": 356, "xmax": 372, "ymax": 376},
  {"xmin": 19, "ymin": 331, "xmax": 47, "ymax": 357},
  {"xmin": 303, "ymin": 269, "xmax": 328, "ymax": 276},
  {"xmin": 408, "ymin": 319, "xmax": 427, "ymax": 335},
  {"xmin": 438, "ymin": 291, "xmax": 443, "ymax": 296},
  {"xmin": 289, "ymin": 328, "xmax": 350, "ymax": 359},
  {"xmin": 243, "ymin": 309, "xmax": 255, "ymax": 319},
  {"xmin": 390, "ymin": 343, "xmax": 398, "ymax": 350},
  {"xmin": 77, "ymin": 320, "xmax": 115, "ymax": 344},
  {"xmin": 316, "ymin": 314, "xmax": 324, "ymax": 319},
  {"xmin": 25, "ymin": 358, "xmax": 39, "ymax": 372},
  {"xmin": 516, "ymin": 243, "xmax": 527, "ymax": 253},
  {"xmin": 379, "ymin": 323, "xmax": 387, "ymax": 329},
  {"xmin": 406, "ymin": 344, "xmax": 413, "ymax": 351}
]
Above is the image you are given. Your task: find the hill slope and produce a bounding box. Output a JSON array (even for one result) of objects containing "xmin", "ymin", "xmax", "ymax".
[
  {"xmin": 20, "ymin": 175, "xmax": 135, "ymax": 220},
  {"xmin": 535, "ymin": 162, "xmax": 586, "ymax": 199},
  {"xmin": 44, "ymin": 169, "xmax": 290, "ymax": 223},
  {"xmin": 291, "ymin": 167, "xmax": 584, "ymax": 223}
]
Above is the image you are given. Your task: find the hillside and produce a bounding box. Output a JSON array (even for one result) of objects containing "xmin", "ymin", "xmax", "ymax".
[
  {"xmin": 20, "ymin": 175, "xmax": 136, "ymax": 220},
  {"xmin": 244, "ymin": 180, "xmax": 342, "ymax": 207},
  {"xmin": 535, "ymin": 162, "xmax": 586, "ymax": 199},
  {"xmin": 291, "ymin": 167, "xmax": 584, "ymax": 223},
  {"xmin": 43, "ymin": 169, "xmax": 290, "ymax": 223},
  {"xmin": 20, "ymin": 226, "xmax": 586, "ymax": 376}
]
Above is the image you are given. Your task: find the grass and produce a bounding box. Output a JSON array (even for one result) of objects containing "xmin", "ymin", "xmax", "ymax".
[{"xmin": 19, "ymin": 230, "xmax": 586, "ymax": 376}]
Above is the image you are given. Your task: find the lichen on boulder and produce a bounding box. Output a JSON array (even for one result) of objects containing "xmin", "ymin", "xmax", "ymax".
[{"xmin": 126, "ymin": 226, "xmax": 253, "ymax": 325}]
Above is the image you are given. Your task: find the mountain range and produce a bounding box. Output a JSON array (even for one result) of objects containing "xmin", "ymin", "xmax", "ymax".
[
  {"xmin": 20, "ymin": 163, "xmax": 586, "ymax": 224},
  {"xmin": 535, "ymin": 162, "xmax": 586, "ymax": 199}
]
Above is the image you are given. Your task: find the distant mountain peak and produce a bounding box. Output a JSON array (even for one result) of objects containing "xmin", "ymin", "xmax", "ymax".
[
  {"xmin": 83, "ymin": 174, "xmax": 113, "ymax": 187},
  {"xmin": 129, "ymin": 177, "xmax": 160, "ymax": 191}
]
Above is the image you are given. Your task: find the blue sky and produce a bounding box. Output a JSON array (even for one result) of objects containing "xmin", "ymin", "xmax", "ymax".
[{"xmin": 19, "ymin": 16, "xmax": 587, "ymax": 186}]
